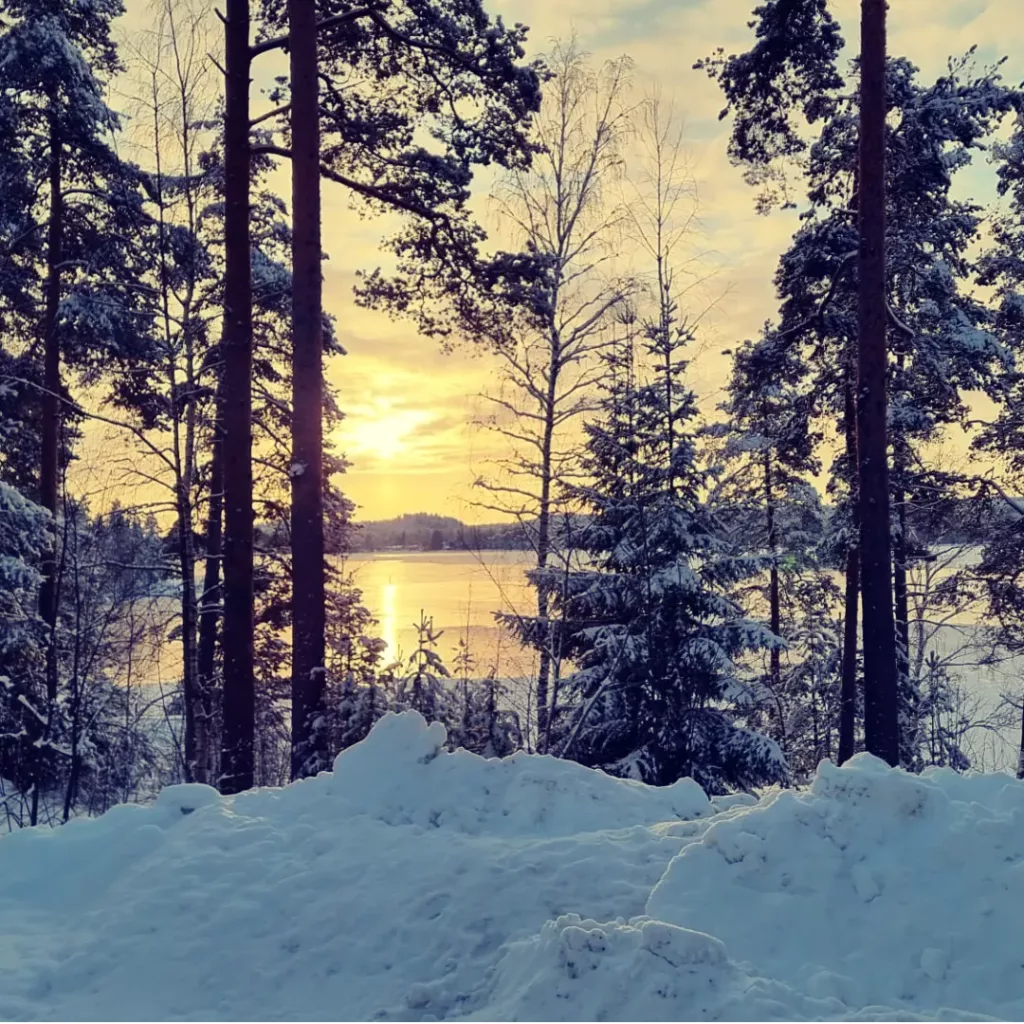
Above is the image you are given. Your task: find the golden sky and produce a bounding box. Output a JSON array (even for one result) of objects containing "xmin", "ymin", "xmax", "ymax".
[
  {"xmin": 74, "ymin": 0, "xmax": 1023, "ymax": 524},
  {"xmin": 307, "ymin": 0, "xmax": 1024, "ymax": 522}
]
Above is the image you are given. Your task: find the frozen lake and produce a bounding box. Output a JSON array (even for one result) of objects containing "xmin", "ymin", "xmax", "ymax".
[
  {"xmin": 344, "ymin": 550, "xmax": 539, "ymax": 677},
  {"xmin": 345, "ymin": 548, "xmax": 1022, "ymax": 772}
]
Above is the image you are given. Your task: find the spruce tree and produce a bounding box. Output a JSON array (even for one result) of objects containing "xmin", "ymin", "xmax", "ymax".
[{"xmin": 542, "ymin": 309, "xmax": 785, "ymax": 792}]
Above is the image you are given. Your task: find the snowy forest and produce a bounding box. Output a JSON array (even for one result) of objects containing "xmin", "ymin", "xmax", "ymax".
[
  {"xmin": 8, "ymin": 0, "xmax": 1024, "ymax": 1019},
  {"xmin": 4, "ymin": 0, "xmax": 1024, "ymax": 836}
]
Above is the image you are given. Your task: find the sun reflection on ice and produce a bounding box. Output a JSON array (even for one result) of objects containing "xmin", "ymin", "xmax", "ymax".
[{"xmin": 381, "ymin": 581, "xmax": 398, "ymax": 663}]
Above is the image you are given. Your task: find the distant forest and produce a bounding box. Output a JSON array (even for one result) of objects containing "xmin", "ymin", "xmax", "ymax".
[
  {"xmin": 341, "ymin": 513, "xmax": 534, "ymax": 552},
  {"xmin": 334, "ymin": 500, "xmax": 1023, "ymax": 556}
]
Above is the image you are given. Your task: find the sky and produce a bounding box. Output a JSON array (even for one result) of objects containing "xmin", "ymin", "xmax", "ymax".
[
  {"xmin": 304, "ymin": 0, "xmax": 1024, "ymax": 522},
  {"xmin": 85, "ymin": 0, "xmax": 1024, "ymax": 524}
]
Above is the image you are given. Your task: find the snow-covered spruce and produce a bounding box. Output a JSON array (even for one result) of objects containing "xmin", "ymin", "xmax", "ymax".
[{"xmin": 522, "ymin": 295, "xmax": 785, "ymax": 792}]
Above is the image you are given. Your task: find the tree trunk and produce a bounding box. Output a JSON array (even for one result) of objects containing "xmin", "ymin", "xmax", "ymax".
[
  {"xmin": 40, "ymin": 111, "xmax": 63, "ymax": 693},
  {"xmin": 839, "ymin": 547, "xmax": 860, "ymax": 764},
  {"xmin": 289, "ymin": 0, "xmax": 328, "ymax": 780},
  {"xmin": 1017, "ymin": 700, "xmax": 1024, "ymax": 780},
  {"xmin": 892, "ymin": 433, "xmax": 914, "ymax": 768},
  {"xmin": 219, "ymin": 0, "xmax": 255, "ymax": 794},
  {"xmin": 764, "ymin": 449, "xmax": 781, "ymax": 693},
  {"xmin": 197, "ymin": 399, "xmax": 224, "ymax": 784},
  {"xmin": 32, "ymin": 109, "xmax": 64, "ymax": 827},
  {"xmin": 839, "ymin": 372, "xmax": 860, "ymax": 766},
  {"xmin": 534, "ymin": 378, "xmax": 557, "ymax": 752},
  {"xmin": 856, "ymin": 0, "xmax": 899, "ymax": 767},
  {"xmin": 178, "ymin": 497, "xmax": 200, "ymax": 781}
]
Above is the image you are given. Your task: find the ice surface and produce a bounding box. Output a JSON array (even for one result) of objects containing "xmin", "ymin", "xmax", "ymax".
[{"xmin": 1, "ymin": 713, "xmax": 1023, "ymax": 1021}]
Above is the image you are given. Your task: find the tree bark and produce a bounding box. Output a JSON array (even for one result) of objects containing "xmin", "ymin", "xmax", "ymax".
[
  {"xmin": 856, "ymin": 0, "xmax": 899, "ymax": 767},
  {"xmin": 289, "ymin": 0, "xmax": 328, "ymax": 780},
  {"xmin": 219, "ymin": 0, "xmax": 255, "ymax": 794}
]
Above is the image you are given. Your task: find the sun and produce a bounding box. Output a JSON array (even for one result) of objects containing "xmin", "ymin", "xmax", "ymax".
[{"xmin": 341, "ymin": 408, "xmax": 432, "ymax": 463}]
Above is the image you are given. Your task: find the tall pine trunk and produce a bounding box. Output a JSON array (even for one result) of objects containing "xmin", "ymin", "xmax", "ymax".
[
  {"xmin": 33, "ymin": 109, "xmax": 64, "ymax": 826},
  {"xmin": 856, "ymin": 0, "xmax": 899, "ymax": 767},
  {"xmin": 289, "ymin": 0, "xmax": 328, "ymax": 780},
  {"xmin": 219, "ymin": 0, "xmax": 255, "ymax": 794},
  {"xmin": 839, "ymin": 369, "xmax": 859, "ymax": 765},
  {"xmin": 197, "ymin": 399, "xmax": 224, "ymax": 783}
]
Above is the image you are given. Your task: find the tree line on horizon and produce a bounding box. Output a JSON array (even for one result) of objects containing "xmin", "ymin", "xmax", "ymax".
[{"xmin": 4, "ymin": 0, "xmax": 1024, "ymax": 828}]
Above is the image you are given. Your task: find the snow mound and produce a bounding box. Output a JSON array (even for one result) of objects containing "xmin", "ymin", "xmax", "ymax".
[
  {"xmin": 0, "ymin": 713, "xmax": 698, "ymax": 1021},
  {"xmin": 464, "ymin": 914, "xmax": 860, "ymax": 1022},
  {"xmin": 320, "ymin": 711, "xmax": 712, "ymax": 835},
  {"xmin": 642, "ymin": 752, "xmax": 1024, "ymax": 1021},
  {"xmin": 1, "ymin": 714, "xmax": 1023, "ymax": 1022}
]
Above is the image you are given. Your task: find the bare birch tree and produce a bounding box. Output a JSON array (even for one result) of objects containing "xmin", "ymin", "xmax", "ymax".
[{"xmin": 476, "ymin": 42, "xmax": 634, "ymax": 750}]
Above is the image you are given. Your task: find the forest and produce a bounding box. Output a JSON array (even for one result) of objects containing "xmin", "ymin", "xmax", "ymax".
[{"xmin": 3, "ymin": 0, "xmax": 1024, "ymax": 839}]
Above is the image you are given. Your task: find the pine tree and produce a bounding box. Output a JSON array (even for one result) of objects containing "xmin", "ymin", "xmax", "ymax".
[
  {"xmin": 218, "ymin": 0, "xmax": 256, "ymax": 795},
  {"xmin": 696, "ymin": 0, "xmax": 907, "ymax": 761},
  {"xmin": 0, "ymin": 0, "xmax": 157, "ymax": 819},
  {"xmin": 286, "ymin": 0, "xmax": 328, "ymax": 781},
  {"xmin": 209, "ymin": 0, "xmax": 542, "ymax": 792},
  {"xmin": 854, "ymin": 0, "xmax": 899, "ymax": 766},
  {"xmin": 706, "ymin": 2, "xmax": 1019, "ymax": 768},
  {"xmin": 774, "ymin": 54, "xmax": 1018, "ymax": 767}
]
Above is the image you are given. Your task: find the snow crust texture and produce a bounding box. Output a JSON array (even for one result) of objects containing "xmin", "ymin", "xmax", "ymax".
[{"xmin": 1, "ymin": 711, "xmax": 1023, "ymax": 1022}]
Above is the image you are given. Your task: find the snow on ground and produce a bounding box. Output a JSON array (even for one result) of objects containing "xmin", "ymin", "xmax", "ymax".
[{"xmin": 1, "ymin": 713, "xmax": 1023, "ymax": 1022}]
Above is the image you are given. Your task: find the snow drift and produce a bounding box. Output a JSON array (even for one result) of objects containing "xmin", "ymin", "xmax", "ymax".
[{"xmin": 1, "ymin": 711, "xmax": 1023, "ymax": 1021}]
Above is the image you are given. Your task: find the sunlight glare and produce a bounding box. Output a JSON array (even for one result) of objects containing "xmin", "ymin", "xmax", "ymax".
[{"xmin": 343, "ymin": 408, "xmax": 432, "ymax": 463}]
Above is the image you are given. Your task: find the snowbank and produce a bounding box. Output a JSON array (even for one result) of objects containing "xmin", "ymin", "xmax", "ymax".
[
  {"xmin": 647, "ymin": 754, "xmax": 1024, "ymax": 1019},
  {"xmin": 1, "ymin": 713, "xmax": 1022, "ymax": 1021}
]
